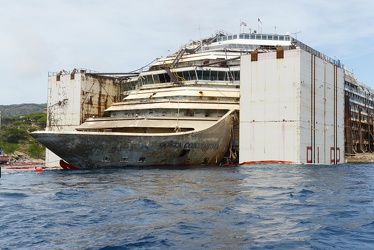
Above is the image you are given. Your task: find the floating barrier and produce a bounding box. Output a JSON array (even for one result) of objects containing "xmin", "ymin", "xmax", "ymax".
[
  {"xmin": 1, "ymin": 163, "xmax": 45, "ymax": 171},
  {"xmin": 240, "ymin": 160, "xmax": 295, "ymax": 165}
]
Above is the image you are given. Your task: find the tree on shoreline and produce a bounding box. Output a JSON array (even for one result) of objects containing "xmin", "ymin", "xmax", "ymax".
[{"xmin": 0, "ymin": 112, "xmax": 46, "ymax": 159}]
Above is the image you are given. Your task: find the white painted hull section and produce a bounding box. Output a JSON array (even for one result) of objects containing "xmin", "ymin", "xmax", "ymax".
[{"xmin": 240, "ymin": 49, "xmax": 345, "ymax": 164}]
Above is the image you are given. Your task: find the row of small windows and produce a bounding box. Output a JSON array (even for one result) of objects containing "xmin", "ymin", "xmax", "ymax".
[
  {"xmin": 350, "ymin": 103, "xmax": 374, "ymax": 114},
  {"xmin": 351, "ymin": 113, "xmax": 370, "ymax": 123},
  {"xmin": 139, "ymin": 70, "xmax": 240, "ymax": 85},
  {"xmin": 345, "ymin": 81, "xmax": 374, "ymax": 100},
  {"xmin": 217, "ymin": 34, "xmax": 291, "ymax": 42},
  {"xmin": 348, "ymin": 92, "xmax": 374, "ymax": 108}
]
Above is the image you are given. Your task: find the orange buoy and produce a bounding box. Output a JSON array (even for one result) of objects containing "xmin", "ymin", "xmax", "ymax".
[{"xmin": 35, "ymin": 166, "xmax": 43, "ymax": 172}]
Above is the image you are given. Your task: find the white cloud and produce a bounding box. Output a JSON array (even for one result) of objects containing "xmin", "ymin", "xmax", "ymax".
[{"xmin": 1, "ymin": 0, "xmax": 374, "ymax": 104}]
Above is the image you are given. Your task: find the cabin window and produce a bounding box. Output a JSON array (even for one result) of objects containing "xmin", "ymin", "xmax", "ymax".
[
  {"xmin": 210, "ymin": 71, "xmax": 217, "ymax": 81},
  {"xmin": 203, "ymin": 70, "xmax": 210, "ymax": 80},
  {"xmin": 186, "ymin": 109, "xmax": 194, "ymax": 116},
  {"xmin": 132, "ymin": 81, "xmax": 138, "ymax": 89},
  {"xmin": 153, "ymin": 74, "xmax": 160, "ymax": 84},
  {"xmin": 138, "ymin": 157, "xmax": 145, "ymax": 163},
  {"xmin": 158, "ymin": 73, "xmax": 170, "ymax": 83},
  {"xmin": 145, "ymin": 75, "xmax": 153, "ymax": 84},
  {"xmin": 139, "ymin": 77, "xmax": 144, "ymax": 85},
  {"xmin": 234, "ymin": 71, "xmax": 239, "ymax": 80},
  {"xmin": 159, "ymin": 73, "xmax": 166, "ymax": 83},
  {"xmin": 217, "ymin": 71, "xmax": 225, "ymax": 81},
  {"xmin": 181, "ymin": 71, "xmax": 190, "ymax": 81},
  {"xmin": 196, "ymin": 70, "xmax": 203, "ymax": 80},
  {"xmin": 121, "ymin": 157, "xmax": 128, "ymax": 162},
  {"xmin": 140, "ymin": 76, "xmax": 147, "ymax": 85},
  {"xmin": 190, "ymin": 70, "xmax": 197, "ymax": 80}
]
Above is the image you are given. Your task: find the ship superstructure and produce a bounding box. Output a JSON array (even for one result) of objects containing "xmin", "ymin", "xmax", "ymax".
[
  {"xmin": 32, "ymin": 31, "xmax": 303, "ymax": 168},
  {"xmin": 31, "ymin": 29, "xmax": 369, "ymax": 168},
  {"xmin": 344, "ymin": 71, "xmax": 374, "ymax": 154}
]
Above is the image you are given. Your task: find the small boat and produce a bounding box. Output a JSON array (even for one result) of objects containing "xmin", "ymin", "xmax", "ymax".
[
  {"xmin": 0, "ymin": 146, "xmax": 9, "ymax": 164},
  {"xmin": 0, "ymin": 156, "xmax": 9, "ymax": 165}
]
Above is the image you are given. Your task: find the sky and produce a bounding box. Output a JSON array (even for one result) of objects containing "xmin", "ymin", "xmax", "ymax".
[{"xmin": 1, "ymin": 0, "xmax": 374, "ymax": 105}]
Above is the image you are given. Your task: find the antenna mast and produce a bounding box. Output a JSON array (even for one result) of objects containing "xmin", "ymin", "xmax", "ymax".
[{"xmin": 292, "ymin": 31, "xmax": 301, "ymax": 40}]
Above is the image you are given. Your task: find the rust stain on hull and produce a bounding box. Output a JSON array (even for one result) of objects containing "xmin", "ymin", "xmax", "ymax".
[{"xmin": 32, "ymin": 111, "xmax": 235, "ymax": 169}]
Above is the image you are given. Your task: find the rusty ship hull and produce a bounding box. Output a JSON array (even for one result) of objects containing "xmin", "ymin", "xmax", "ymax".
[{"xmin": 31, "ymin": 109, "xmax": 236, "ymax": 169}]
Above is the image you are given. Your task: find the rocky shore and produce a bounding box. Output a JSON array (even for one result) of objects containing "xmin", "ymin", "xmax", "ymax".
[
  {"xmin": 6, "ymin": 151, "xmax": 44, "ymax": 165},
  {"xmin": 345, "ymin": 153, "xmax": 374, "ymax": 163}
]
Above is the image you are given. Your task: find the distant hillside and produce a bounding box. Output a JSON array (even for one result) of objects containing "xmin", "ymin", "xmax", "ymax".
[
  {"xmin": 0, "ymin": 103, "xmax": 47, "ymax": 117},
  {"xmin": 0, "ymin": 110, "xmax": 47, "ymax": 161}
]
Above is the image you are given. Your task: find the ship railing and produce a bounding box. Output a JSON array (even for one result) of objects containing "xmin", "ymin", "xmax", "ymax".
[
  {"xmin": 345, "ymin": 74, "xmax": 374, "ymax": 98},
  {"xmin": 292, "ymin": 38, "xmax": 343, "ymax": 68},
  {"xmin": 48, "ymin": 68, "xmax": 99, "ymax": 77},
  {"xmin": 179, "ymin": 30, "xmax": 231, "ymax": 53},
  {"xmin": 345, "ymin": 84, "xmax": 374, "ymax": 106}
]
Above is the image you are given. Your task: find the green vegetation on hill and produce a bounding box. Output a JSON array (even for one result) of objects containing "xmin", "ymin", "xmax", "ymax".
[
  {"xmin": 0, "ymin": 103, "xmax": 46, "ymax": 117},
  {"xmin": 0, "ymin": 112, "xmax": 46, "ymax": 159}
]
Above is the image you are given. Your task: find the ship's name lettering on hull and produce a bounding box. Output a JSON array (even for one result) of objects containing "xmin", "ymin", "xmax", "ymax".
[{"xmin": 159, "ymin": 142, "xmax": 219, "ymax": 150}]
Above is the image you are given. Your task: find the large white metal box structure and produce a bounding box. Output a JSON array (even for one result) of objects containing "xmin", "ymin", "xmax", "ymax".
[
  {"xmin": 240, "ymin": 48, "xmax": 345, "ymax": 164},
  {"xmin": 45, "ymin": 71, "xmax": 119, "ymax": 167}
]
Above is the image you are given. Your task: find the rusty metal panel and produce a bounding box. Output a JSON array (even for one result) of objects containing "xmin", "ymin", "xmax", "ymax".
[
  {"xmin": 276, "ymin": 47, "xmax": 284, "ymax": 59},
  {"xmin": 47, "ymin": 71, "xmax": 119, "ymax": 130},
  {"xmin": 46, "ymin": 70, "xmax": 120, "ymax": 167},
  {"xmin": 80, "ymin": 74, "xmax": 119, "ymax": 124}
]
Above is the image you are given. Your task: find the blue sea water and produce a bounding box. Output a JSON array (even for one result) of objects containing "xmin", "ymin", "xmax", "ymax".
[{"xmin": 1, "ymin": 164, "xmax": 374, "ymax": 249}]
